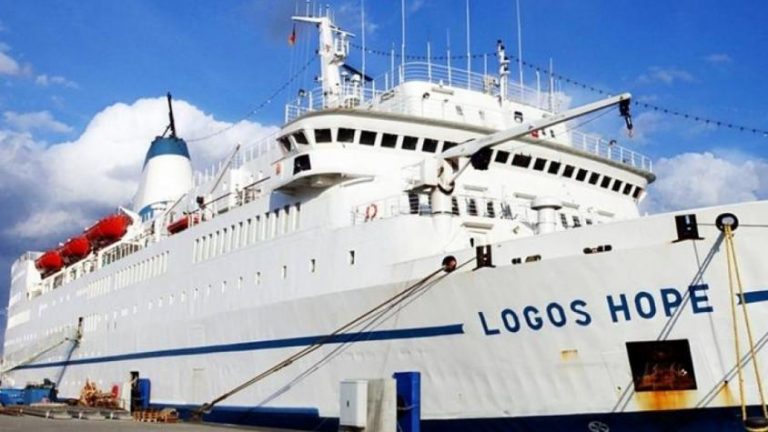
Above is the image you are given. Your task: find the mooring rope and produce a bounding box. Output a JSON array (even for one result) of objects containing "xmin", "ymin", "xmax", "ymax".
[
  {"xmin": 724, "ymin": 224, "xmax": 768, "ymax": 420},
  {"xmin": 191, "ymin": 255, "xmax": 471, "ymax": 420}
]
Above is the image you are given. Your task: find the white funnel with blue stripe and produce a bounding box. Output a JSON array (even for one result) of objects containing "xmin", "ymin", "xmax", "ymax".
[{"xmin": 132, "ymin": 94, "xmax": 192, "ymax": 220}]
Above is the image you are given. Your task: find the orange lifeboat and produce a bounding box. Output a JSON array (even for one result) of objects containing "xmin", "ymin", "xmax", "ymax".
[
  {"xmin": 85, "ymin": 213, "xmax": 132, "ymax": 248},
  {"xmin": 167, "ymin": 214, "xmax": 199, "ymax": 235},
  {"xmin": 35, "ymin": 250, "xmax": 64, "ymax": 275},
  {"xmin": 60, "ymin": 236, "xmax": 91, "ymax": 265}
]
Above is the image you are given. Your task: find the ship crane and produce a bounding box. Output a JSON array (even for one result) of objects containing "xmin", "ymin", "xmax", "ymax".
[{"xmin": 428, "ymin": 93, "xmax": 634, "ymax": 233}]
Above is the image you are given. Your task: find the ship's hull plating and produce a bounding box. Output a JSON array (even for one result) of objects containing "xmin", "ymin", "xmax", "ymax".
[{"xmin": 5, "ymin": 201, "xmax": 768, "ymax": 431}]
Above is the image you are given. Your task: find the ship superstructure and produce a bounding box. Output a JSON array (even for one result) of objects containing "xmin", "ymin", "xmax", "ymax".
[{"xmin": 4, "ymin": 9, "xmax": 768, "ymax": 432}]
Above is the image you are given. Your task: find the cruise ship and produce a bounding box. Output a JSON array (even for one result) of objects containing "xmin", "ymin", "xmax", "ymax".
[{"xmin": 4, "ymin": 10, "xmax": 768, "ymax": 432}]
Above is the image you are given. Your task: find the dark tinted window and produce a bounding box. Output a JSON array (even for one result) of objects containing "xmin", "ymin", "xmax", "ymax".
[
  {"xmin": 293, "ymin": 131, "xmax": 308, "ymax": 144},
  {"xmin": 623, "ymin": 183, "xmax": 633, "ymax": 195},
  {"xmin": 612, "ymin": 180, "xmax": 623, "ymax": 192},
  {"xmin": 315, "ymin": 129, "xmax": 332, "ymax": 143},
  {"xmin": 562, "ymin": 165, "xmax": 575, "ymax": 178},
  {"xmin": 548, "ymin": 161, "xmax": 561, "ymax": 174},
  {"xmin": 494, "ymin": 150, "xmax": 510, "ymax": 164},
  {"xmin": 381, "ymin": 133, "xmax": 398, "ymax": 148},
  {"xmin": 511, "ymin": 154, "xmax": 532, "ymax": 168},
  {"xmin": 632, "ymin": 187, "xmax": 643, "ymax": 199},
  {"xmin": 359, "ymin": 130, "xmax": 376, "ymax": 145},
  {"xmin": 588, "ymin": 172, "xmax": 600, "ymax": 185},
  {"xmin": 576, "ymin": 168, "xmax": 588, "ymax": 181},
  {"xmin": 422, "ymin": 138, "xmax": 438, "ymax": 153},
  {"xmin": 402, "ymin": 136, "xmax": 418, "ymax": 151},
  {"xmin": 443, "ymin": 141, "xmax": 458, "ymax": 151},
  {"xmin": 338, "ymin": 128, "xmax": 355, "ymax": 143},
  {"xmin": 533, "ymin": 158, "xmax": 547, "ymax": 171},
  {"xmin": 278, "ymin": 136, "xmax": 291, "ymax": 152},
  {"xmin": 600, "ymin": 176, "xmax": 612, "ymax": 188}
]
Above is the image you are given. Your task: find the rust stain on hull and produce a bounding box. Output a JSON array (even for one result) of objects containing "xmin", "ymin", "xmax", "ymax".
[{"xmin": 635, "ymin": 390, "xmax": 695, "ymax": 411}]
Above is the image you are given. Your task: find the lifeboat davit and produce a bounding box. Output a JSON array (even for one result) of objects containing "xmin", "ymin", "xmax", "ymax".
[
  {"xmin": 60, "ymin": 236, "xmax": 91, "ymax": 265},
  {"xmin": 167, "ymin": 214, "xmax": 199, "ymax": 235},
  {"xmin": 85, "ymin": 213, "xmax": 132, "ymax": 248},
  {"xmin": 35, "ymin": 250, "xmax": 64, "ymax": 275}
]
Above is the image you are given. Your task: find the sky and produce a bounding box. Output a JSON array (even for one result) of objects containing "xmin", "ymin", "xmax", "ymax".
[{"xmin": 0, "ymin": 0, "xmax": 767, "ymax": 338}]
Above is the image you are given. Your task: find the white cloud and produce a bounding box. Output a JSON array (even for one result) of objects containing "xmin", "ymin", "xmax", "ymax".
[
  {"xmin": 705, "ymin": 53, "xmax": 733, "ymax": 64},
  {"xmin": 0, "ymin": 97, "xmax": 277, "ymax": 240},
  {"xmin": 35, "ymin": 74, "xmax": 79, "ymax": 89},
  {"xmin": 409, "ymin": 0, "xmax": 426, "ymax": 13},
  {"xmin": 3, "ymin": 110, "xmax": 73, "ymax": 133},
  {"xmin": 637, "ymin": 66, "xmax": 695, "ymax": 85},
  {"xmin": 0, "ymin": 50, "xmax": 20, "ymax": 75},
  {"xmin": 642, "ymin": 152, "xmax": 768, "ymax": 214}
]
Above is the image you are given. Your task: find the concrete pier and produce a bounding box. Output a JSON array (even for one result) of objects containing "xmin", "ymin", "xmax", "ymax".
[{"xmin": 0, "ymin": 415, "xmax": 300, "ymax": 432}]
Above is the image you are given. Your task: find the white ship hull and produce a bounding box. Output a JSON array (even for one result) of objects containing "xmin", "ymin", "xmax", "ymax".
[{"xmin": 5, "ymin": 201, "xmax": 768, "ymax": 431}]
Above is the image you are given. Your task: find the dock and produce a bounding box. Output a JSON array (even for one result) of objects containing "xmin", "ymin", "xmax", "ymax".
[{"xmin": 0, "ymin": 411, "xmax": 299, "ymax": 432}]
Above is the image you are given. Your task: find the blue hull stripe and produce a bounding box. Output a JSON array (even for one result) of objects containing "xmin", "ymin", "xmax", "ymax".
[
  {"xmin": 161, "ymin": 403, "xmax": 761, "ymax": 432},
  {"xmin": 739, "ymin": 289, "xmax": 768, "ymax": 305},
  {"xmin": 16, "ymin": 324, "xmax": 464, "ymax": 370}
]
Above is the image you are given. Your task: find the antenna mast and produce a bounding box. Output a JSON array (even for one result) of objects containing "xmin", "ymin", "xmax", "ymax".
[
  {"xmin": 400, "ymin": 0, "xmax": 406, "ymax": 84},
  {"xmin": 166, "ymin": 92, "xmax": 177, "ymax": 138},
  {"xmin": 466, "ymin": 0, "xmax": 471, "ymax": 89},
  {"xmin": 516, "ymin": 0, "xmax": 524, "ymax": 97}
]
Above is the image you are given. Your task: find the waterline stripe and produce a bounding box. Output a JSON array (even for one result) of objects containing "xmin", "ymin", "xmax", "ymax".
[{"xmin": 16, "ymin": 324, "xmax": 464, "ymax": 370}]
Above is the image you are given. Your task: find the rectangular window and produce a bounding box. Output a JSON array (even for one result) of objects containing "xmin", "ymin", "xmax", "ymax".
[
  {"xmin": 337, "ymin": 128, "xmax": 355, "ymax": 143},
  {"xmin": 292, "ymin": 131, "xmax": 308, "ymax": 145},
  {"xmin": 422, "ymin": 138, "xmax": 438, "ymax": 153},
  {"xmin": 572, "ymin": 215, "xmax": 582, "ymax": 227},
  {"xmin": 612, "ymin": 180, "xmax": 623, "ymax": 192},
  {"xmin": 402, "ymin": 136, "xmax": 418, "ymax": 150},
  {"xmin": 626, "ymin": 340, "xmax": 697, "ymax": 392},
  {"xmin": 600, "ymin": 176, "xmax": 612, "ymax": 189},
  {"xmin": 576, "ymin": 168, "xmax": 588, "ymax": 181},
  {"xmin": 562, "ymin": 165, "xmax": 575, "ymax": 178},
  {"xmin": 443, "ymin": 141, "xmax": 458, "ymax": 151},
  {"xmin": 381, "ymin": 133, "xmax": 398, "ymax": 148},
  {"xmin": 278, "ymin": 136, "xmax": 291, "ymax": 152},
  {"xmin": 485, "ymin": 201, "xmax": 496, "ymax": 218},
  {"xmin": 511, "ymin": 154, "xmax": 532, "ymax": 168},
  {"xmin": 467, "ymin": 198, "xmax": 478, "ymax": 216},
  {"xmin": 359, "ymin": 130, "xmax": 377, "ymax": 145},
  {"xmin": 548, "ymin": 161, "xmax": 561, "ymax": 175},
  {"xmin": 632, "ymin": 187, "xmax": 643, "ymax": 199},
  {"xmin": 560, "ymin": 213, "xmax": 569, "ymax": 228},
  {"xmin": 588, "ymin": 172, "xmax": 600, "ymax": 185},
  {"xmin": 533, "ymin": 158, "xmax": 547, "ymax": 171},
  {"xmin": 314, "ymin": 128, "xmax": 332, "ymax": 143},
  {"xmin": 494, "ymin": 150, "xmax": 510, "ymax": 164}
]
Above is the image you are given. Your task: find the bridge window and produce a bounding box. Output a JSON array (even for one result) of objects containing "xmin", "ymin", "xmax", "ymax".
[
  {"xmin": 511, "ymin": 154, "xmax": 532, "ymax": 168},
  {"xmin": 315, "ymin": 129, "xmax": 332, "ymax": 143},
  {"xmin": 278, "ymin": 136, "xmax": 292, "ymax": 152},
  {"xmin": 381, "ymin": 133, "xmax": 398, "ymax": 148},
  {"xmin": 402, "ymin": 136, "xmax": 418, "ymax": 151},
  {"xmin": 588, "ymin": 172, "xmax": 600, "ymax": 185},
  {"xmin": 443, "ymin": 141, "xmax": 458, "ymax": 151},
  {"xmin": 360, "ymin": 130, "xmax": 377, "ymax": 145},
  {"xmin": 548, "ymin": 161, "xmax": 561, "ymax": 175},
  {"xmin": 623, "ymin": 183, "xmax": 633, "ymax": 195},
  {"xmin": 533, "ymin": 158, "xmax": 547, "ymax": 171},
  {"xmin": 575, "ymin": 168, "xmax": 588, "ymax": 181},
  {"xmin": 600, "ymin": 176, "xmax": 612, "ymax": 188},
  {"xmin": 338, "ymin": 128, "xmax": 355, "ymax": 143},
  {"xmin": 562, "ymin": 165, "xmax": 575, "ymax": 178},
  {"xmin": 423, "ymin": 138, "xmax": 438, "ymax": 153},
  {"xmin": 293, "ymin": 131, "xmax": 308, "ymax": 145},
  {"xmin": 632, "ymin": 186, "xmax": 643, "ymax": 199},
  {"xmin": 494, "ymin": 150, "xmax": 510, "ymax": 164},
  {"xmin": 612, "ymin": 180, "xmax": 623, "ymax": 192}
]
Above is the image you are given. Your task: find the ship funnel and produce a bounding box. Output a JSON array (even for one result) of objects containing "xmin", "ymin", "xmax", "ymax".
[{"xmin": 132, "ymin": 93, "xmax": 193, "ymax": 220}]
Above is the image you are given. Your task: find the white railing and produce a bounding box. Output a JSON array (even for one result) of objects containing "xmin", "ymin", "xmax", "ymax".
[
  {"xmin": 568, "ymin": 130, "xmax": 653, "ymax": 172},
  {"xmin": 193, "ymin": 132, "xmax": 280, "ymax": 188}
]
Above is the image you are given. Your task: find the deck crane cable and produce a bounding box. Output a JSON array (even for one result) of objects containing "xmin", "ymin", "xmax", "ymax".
[
  {"xmin": 724, "ymin": 224, "xmax": 768, "ymax": 421},
  {"xmin": 0, "ymin": 319, "xmax": 83, "ymax": 376},
  {"xmin": 191, "ymin": 256, "xmax": 474, "ymax": 421},
  {"xmin": 243, "ymin": 257, "xmax": 474, "ymax": 418}
]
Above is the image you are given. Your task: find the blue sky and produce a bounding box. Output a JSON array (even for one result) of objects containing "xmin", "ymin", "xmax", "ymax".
[{"xmin": 1, "ymin": 1, "xmax": 767, "ymax": 336}]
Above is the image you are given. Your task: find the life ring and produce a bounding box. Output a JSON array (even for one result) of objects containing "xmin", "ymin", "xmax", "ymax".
[
  {"xmin": 365, "ymin": 204, "xmax": 378, "ymax": 221},
  {"xmin": 111, "ymin": 384, "xmax": 120, "ymax": 398}
]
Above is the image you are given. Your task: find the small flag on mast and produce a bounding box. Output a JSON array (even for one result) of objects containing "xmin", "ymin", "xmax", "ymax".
[{"xmin": 288, "ymin": 24, "xmax": 297, "ymax": 46}]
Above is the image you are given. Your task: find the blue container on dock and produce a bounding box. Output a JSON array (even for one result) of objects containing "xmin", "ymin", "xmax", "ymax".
[
  {"xmin": 137, "ymin": 378, "xmax": 151, "ymax": 409},
  {"xmin": 393, "ymin": 371, "xmax": 421, "ymax": 432},
  {"xmin": 0, "ymin": 388, "xmax": 25, "ymax": 406},
  {"xmin": 23, "ymin": 387, "xmax": 53, "ymax": 405}
]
